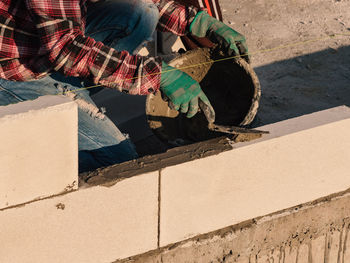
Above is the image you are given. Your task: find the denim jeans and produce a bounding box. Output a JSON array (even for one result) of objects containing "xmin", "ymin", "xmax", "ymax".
[{"xmin": 0, "ymin": 0, "xmax": 160, "ymax": 173}]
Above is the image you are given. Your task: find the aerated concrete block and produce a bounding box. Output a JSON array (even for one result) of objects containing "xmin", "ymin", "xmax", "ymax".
[
  {"xmin": 0, "ymin": 172, "xmax": 159, "ymax": 263},
  {"xmin": 160, "ymin": 106, "xmax": 350, "ymax": 246},
  {"xmin": 0, "ymin": 96, "xmax": 78, "ymax": 209}
]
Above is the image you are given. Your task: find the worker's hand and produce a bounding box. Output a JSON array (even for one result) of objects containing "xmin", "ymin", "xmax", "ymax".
[
  {"xmin": 160, "ymin": 61, "xmax": 215, "ymax": 120},
  {"xmin": 190, "ymin": 11, "xmax": 250, "ymax": 63}
]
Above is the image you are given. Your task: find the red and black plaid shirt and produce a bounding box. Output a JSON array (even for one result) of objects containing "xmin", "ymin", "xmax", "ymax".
[{"xmin": 0, "ymin": 0, "xmax": 198, "ymax": 95}]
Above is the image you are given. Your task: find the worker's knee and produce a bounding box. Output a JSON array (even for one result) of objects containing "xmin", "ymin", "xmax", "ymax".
[
  {"xmin": 134, "ymin": 1, "xmax": 159, "ymax": 40},
  {"xmin": 86, "ymin": 0, "xmax": 159, "ymax": 53},
  {"xmin": 86, "ymin": 0, "xmax": 159, "ymax": 38}
]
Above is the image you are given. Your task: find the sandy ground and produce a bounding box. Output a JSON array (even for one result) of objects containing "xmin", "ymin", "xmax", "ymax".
[
  {"xmin": 219, "ymin": 0, "xmax": 350, "ymax": 126},
  {"xmin": 92, "ymin": 0, "xmax": 350, "ymax": 153}
]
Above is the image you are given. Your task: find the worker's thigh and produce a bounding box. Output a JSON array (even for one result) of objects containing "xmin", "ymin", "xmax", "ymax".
[
  {"xmin": 0, "ymin": 74, "xmax": 138, "ymax": 173},
  {"xmin": 85, "ymin": 0, "xmax": 159, "ymax": 53}
]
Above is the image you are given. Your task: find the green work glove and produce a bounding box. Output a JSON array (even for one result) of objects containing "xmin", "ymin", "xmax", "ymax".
[
  {"xmin": 190, "ymin": 11, "xmax": 250, "ymax": 63},
  {"xmin": 160, "ymin": 61, "xmax": 215, "ymax": 121}
]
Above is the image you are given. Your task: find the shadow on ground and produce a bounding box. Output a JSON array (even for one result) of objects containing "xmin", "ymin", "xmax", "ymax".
[{"xmin": 253, "ymin": 44, "xmax": 350, "ymax": 126}]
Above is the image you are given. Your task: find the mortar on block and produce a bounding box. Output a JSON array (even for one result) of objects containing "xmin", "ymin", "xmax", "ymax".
[{"xmin": 146, "ymin": 48, "xmax": 261, "ymax": 146}]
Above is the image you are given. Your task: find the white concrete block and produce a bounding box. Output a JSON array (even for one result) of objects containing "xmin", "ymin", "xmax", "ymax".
[
  {"xmin": 160, "ymin": 106, "xmax": 350, "ymax": 246},
  {"xmin": 0, "ymin": 95, "xmax": 78, "ymax": 209},
  {"xmin": 0, "ymin": 172, "xmax": 159, "ymax": 263}
]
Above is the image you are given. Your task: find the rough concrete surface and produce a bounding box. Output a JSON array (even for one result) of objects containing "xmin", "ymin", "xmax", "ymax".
[
  {"xmin": 112, "ymin": 0, "xmax": 350, "ymax": 261},
  {"xmin": 117, "ymin": 190, "xmax": 350, "ymax": 263},
  {"xmin": 82, "ymin": 136, "xmax": 233, "ymax": 186}
]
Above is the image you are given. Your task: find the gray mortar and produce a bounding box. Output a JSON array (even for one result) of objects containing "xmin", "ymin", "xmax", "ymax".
[
  {"xmin": 81, "ymin": 136, "xmax": 233, "ymax": 186},
  {"xmin": 81, "ymin": 132, "xmax": 263, "ymax": 186}
]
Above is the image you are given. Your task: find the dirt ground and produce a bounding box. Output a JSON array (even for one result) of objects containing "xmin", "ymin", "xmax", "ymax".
[{"xmin": 219, "ymin": 0, "xmax": 350, "ymax": 126}]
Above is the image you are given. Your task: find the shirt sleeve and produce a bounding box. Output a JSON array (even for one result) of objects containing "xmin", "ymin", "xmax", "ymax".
[
  {"xmin": 25, "ymin": 0, "xmax": 161, "ymax": 95},
  {"xmin": 152, "ymin": 0, "xmax": 199, "ymax": 36}
]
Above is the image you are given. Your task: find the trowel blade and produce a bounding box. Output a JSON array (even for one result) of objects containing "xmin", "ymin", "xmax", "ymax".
[
  {"xmin": 198, "ymin": 97, "xmax": 268, "ymax": 135},
  {"xmin": 208, "ymin": 123, "xmax": 269, "ymax": 135}
]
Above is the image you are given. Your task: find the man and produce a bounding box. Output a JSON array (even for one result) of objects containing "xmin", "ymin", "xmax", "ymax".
[{"xmin": 0, "ymin": 0, "xmax": 248, "ymax": 172}]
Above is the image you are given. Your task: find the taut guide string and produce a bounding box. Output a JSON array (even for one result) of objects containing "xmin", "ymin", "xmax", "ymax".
[{"xmin": 61, "ymin": 32, "xmax": 350, "ymax": 95}]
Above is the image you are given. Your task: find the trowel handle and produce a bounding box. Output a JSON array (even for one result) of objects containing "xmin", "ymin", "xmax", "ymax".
[{"xmin": 199, "ymin": 98, "xmax": 216, "ymax": 124}]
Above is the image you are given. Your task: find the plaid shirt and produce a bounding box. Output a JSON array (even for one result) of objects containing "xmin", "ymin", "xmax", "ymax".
[{"xmin": 0, "ymin": 0, "xmax": 198, "ymax": 95}]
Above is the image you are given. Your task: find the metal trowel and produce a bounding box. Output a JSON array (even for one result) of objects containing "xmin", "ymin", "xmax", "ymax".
[{"xmin": 198, "ymin": 99, "xmax": 269, "ymax": 136}]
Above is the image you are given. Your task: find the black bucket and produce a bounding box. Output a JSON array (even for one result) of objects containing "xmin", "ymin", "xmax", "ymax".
[{"xmin": 146, "ymin": 48, "xmax": 261, "ymax": 146}]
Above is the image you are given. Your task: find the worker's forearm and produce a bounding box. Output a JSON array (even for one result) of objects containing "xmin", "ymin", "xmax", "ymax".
[
  {"xmin": 51, "ymin": 32, "xmax": 161, "ymax": 95},
  {"xmin": 152, "ymin": 0, "xmax": 199, "ymax": 35},
  {"xmin": 26, "ymin": 0, "xmax": 162, "ymax": 95}
]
